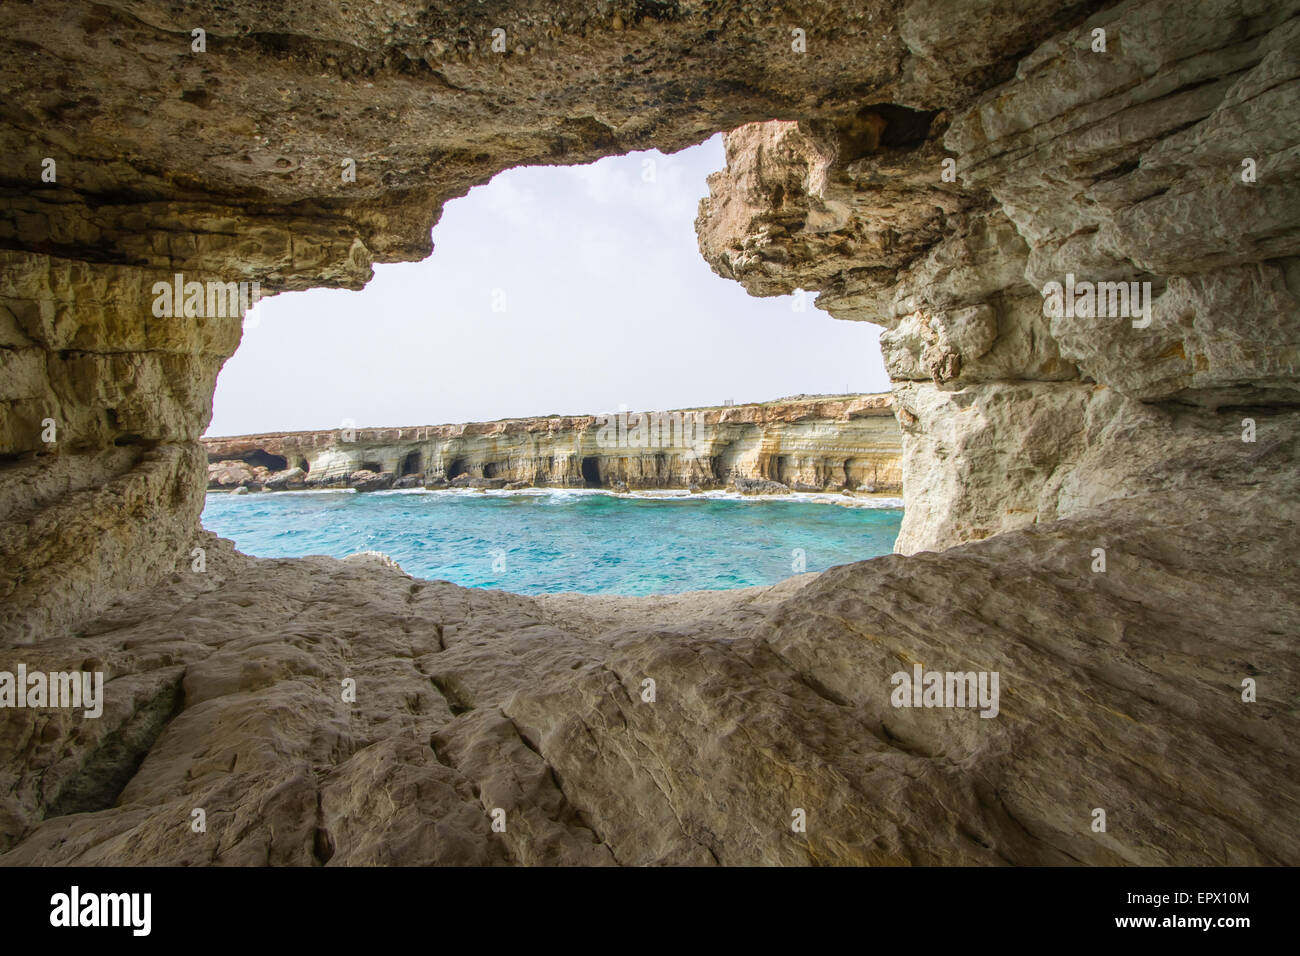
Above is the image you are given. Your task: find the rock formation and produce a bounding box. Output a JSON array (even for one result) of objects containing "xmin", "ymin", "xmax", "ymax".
[
  {"xmin": 1, "ymin": 0, "xmax": 1298, "ymax": 865},
  {"xmin": 696, "ymin": 2, "xmax": 1300, "ymax": 553},
  {"xmin": 202, "ymin": 394, "xmax": 903, "ymax": 495}
]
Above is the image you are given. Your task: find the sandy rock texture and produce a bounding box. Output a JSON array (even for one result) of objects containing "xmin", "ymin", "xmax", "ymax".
[
  {"xmin": 201, "ymin": 394, "xmax": 903, "ymax": 494},
  {"xmin": 1, "ymin": 0, "xmax": 1298, "ymax": 865}
]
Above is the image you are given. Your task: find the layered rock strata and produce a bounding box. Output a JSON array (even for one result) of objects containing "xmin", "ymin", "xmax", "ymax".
[{"xmin": 202, "ymin": 394, "xmax": 903, "ymax": 495}]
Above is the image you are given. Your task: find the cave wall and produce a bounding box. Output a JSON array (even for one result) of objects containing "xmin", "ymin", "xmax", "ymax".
[{"xmin": 696, "ymin": 0, "xmax": 1300, "ymax": 553}]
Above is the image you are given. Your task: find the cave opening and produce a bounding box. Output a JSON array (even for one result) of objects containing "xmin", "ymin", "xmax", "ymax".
[
  {"xmin": 244, "ymin": 450, "xmax": 288, "ymax": 472},
  {"xmin": 196, "ymin": 133, "xmax": 901, "ymax": 575}
]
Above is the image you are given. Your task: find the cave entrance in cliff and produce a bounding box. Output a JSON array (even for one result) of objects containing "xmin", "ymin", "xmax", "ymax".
[
  {"xmin": 245, "ymin": 450, "xmax": 287, "ymax": 472},
  {"xmin": 581, "ymin": 457, "xmax": 601, "ymax": 487},
  {"xmin": 400, "ymin": 451, "xmax": 422, "ymax": 476}
]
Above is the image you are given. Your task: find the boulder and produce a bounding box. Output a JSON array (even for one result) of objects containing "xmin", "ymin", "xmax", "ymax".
[
  {"xmin": 450, "ymin": 475, "xmax": 507, "ymax": 489},
  {"xmin": 208, "ymin": 460, "xmax": 254, "ymax": 488},
  {"xmin": 732, "ymin": 477, "xmax": 791, "ymax": 495},
  {"xmin": 349, "ymin": 470, "xmax": 395, "ymax": 493},
  {"xmin": 264, "ymin": 467, "xmax": 307, "ymax": 490}
]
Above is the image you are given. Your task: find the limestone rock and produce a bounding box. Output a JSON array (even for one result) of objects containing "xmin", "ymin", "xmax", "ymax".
[
  {"xmin": 265, "ymin": 467, "xmax": 307, "ymax": 490},
  {"xmin": 349, "ymin": 470, "xmax": 395, "ymax": 493},
  {"xmin": 202, "ymin": 395, "xmax": 902, "ymax": 496},
  {"xmin": 732, "ymin": 477, "xmax": 791, "ymax": 495},
  {"xmin": 1, "ymin": 0, "xmax": 1297, "ymax": 869}
]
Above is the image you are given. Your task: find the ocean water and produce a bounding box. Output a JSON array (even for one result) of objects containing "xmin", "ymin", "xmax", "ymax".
[{"xmin": 201, "ymin": 488, "xmax": 904, "ymax": 595}]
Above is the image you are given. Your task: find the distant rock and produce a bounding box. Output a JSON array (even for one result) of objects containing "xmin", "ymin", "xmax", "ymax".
[
  {"xmin": 393, "ymin": 475, "xmax": 424, "ymax": 489},
  {"xmin": 304, "ymin": 471, "xmax": 348, "ymax": 489},
  {"xmin": 208, "ymin": 460, "xmax": 254, "ymax": 488},
  {"xmin": 198, "ymin": 394, "xmax": 902, "ymax": 499},
  {"xmin": 349, "ymin": 470, "xmax": 395, "ymax": 492},
  {"xmin": 265, "ymin": 467, "xmax": 306, "ymax": 490},
  {"xmin": 732, "ymin": 477, "xmax": 790, "ymax": 495},
  {"xmin": 504, "ymin": 480, "xmax": 530, "ymax": 491},
  {"xmin": 450, "ymin": 475, "xmax": 507, "ymax": 489}
]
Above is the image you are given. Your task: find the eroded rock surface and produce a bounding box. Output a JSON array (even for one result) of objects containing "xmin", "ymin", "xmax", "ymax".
[
  {"xmin": 1, "ymin": 0, "xmax": 1298, "ymax": 866},
  {"xmin": 2, "ymin": 406, "xmax": 1296, "ymax": 864},
  {"xmin": 696, "ymin": 0, "xmax": 1300, "ymax": 553}
]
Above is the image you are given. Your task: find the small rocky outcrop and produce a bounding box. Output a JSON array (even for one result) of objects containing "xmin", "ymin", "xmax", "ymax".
[
  {"xmin": 731, "ymin": 477, "xmax": 791, "ymax": 495},
  {"xmin": 349, "ymin": 470, "xmax": 395, "ymax": 493},
  {"xmin": 450, "ymin": 475, "xmax": 507, "ymax": 490},
  {"xmin": 264, "ymin": 467, "xmax": 307, "ymax": 491}
]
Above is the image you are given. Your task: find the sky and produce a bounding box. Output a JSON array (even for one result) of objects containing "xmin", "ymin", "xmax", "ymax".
[{"xmin": 206, "ymin": 134, "xmax": 889, "ymax": 437}]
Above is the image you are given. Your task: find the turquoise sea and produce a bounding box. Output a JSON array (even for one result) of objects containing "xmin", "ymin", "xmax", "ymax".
[{"xmin": 202, "ymin": 488, "xmax": 904, "ymax": 595}]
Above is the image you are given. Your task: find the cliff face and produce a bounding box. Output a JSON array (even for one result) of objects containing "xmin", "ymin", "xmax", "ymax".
[
  {"xmin": 201, "ymin": 395, "xmax": 903, "ymax": 494},
  {"xmin": 1, "ymin": 1, "xmax": 1299, "ymax": 867}
]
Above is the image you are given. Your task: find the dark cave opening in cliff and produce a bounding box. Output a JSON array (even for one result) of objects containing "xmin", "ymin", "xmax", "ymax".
[
  {"xmin": 401, "ymin": 451, "xmax": 422, "ymax": 476},
  {"xmin": 581, "ymin": 457, "xmax": 601, "ymax": 487},
  {"xmin": 245, "ymin": 450, "xmax": 288, "ymax": 472}
]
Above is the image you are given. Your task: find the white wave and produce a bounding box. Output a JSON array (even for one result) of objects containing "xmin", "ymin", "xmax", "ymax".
[{"xmin": 354, "ymin": 486, "xmax": 903, "ymax": 508}]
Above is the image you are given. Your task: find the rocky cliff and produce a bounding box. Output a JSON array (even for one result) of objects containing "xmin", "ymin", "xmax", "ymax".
[
  {"xmin": 696, "ymin": 4, "xmax": 1300, "ymax": 553},
  {"xmin": 201, "ymin": 394, "xmax": 903, "ymax": 495},
  {"xmin": 1, "ymin": 0, "xmax": 1298, "ymax": 866}
]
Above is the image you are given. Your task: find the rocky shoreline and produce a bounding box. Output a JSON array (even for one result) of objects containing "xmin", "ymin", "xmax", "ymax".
[{"xmin": 203, "ymin": 393, "xmax": 904, "ymax": 497}]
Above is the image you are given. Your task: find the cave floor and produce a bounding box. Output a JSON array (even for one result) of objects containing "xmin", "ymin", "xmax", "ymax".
[{"xmin": 2, "ymin": 477, "xmax": 1297, "ymax": 865}]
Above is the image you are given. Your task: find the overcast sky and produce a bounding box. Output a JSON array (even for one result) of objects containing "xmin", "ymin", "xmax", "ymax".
[{"xmin": 206, "ymin": 134, "xmax": 889, "ymax": 437}]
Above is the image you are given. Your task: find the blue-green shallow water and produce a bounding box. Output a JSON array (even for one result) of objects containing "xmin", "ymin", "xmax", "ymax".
[{"xmin": 202, "ymin": 489, "xmax": 903, "ymax": 595}]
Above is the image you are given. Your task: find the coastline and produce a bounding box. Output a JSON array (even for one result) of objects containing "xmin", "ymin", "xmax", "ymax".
[{"xmin": 205, "ymin": 484, "xmax": 906, "ymax": 509}]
